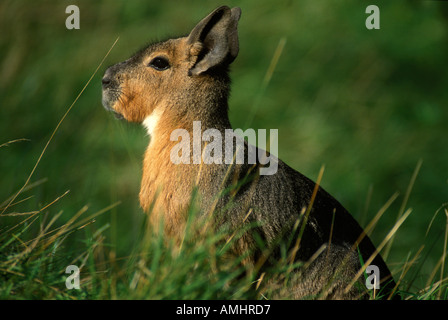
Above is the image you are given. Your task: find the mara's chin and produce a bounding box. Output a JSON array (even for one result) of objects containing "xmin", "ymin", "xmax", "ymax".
[
  {"xmin": 110, "ymin": 110, "xmax": 124, "ymax": 120},
  {"xmin": 102, "ymin": 99, "xmax": 124, "ymax": 120}
]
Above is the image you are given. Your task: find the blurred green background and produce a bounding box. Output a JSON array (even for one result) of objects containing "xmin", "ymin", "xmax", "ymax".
[{"xmin": 1, "ymin": 0, "xmax": 447, "ymax": 291}]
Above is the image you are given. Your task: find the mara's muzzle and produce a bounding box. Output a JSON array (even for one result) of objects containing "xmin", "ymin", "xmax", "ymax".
[{"xmin": 101, "ymin": 66, "xmax": 124, "ymax": 120}]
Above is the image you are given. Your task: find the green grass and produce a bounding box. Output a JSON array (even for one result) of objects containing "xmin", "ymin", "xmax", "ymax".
[
  {"xmin": 1, "ymin": 0, "xmax": 448, "ymax": 299},
  {"xmin": 1, "ymin": 174, "xmax": 447, "ymax": 300},
  {"xmin": 0, "ymin": 181, "xmax": 258, "ymax": 300}
]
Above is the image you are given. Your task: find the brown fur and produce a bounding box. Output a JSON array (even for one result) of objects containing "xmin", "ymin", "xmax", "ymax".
[{"xmin": 102, "ymin": 6, "xmax": 398, "ymax": 299}]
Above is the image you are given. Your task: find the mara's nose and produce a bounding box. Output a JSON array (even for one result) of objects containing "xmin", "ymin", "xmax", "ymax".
[
  {"xmin": 102, "ymin": 76, "xmax": 111, "ymax": 87},
  {"xmin": 101, "ymin": 67, "xmax": 115, "ymax": 88}
]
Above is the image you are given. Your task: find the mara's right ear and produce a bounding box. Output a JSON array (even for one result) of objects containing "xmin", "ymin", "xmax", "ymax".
[{"xmin": 187, "ymin": 6, "xmax": 241, "ymax": 76}]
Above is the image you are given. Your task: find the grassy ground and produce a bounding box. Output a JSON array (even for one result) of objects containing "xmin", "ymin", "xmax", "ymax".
[{"xmin": 1, "ymin": 0, "xmax": 448, "ymax": 299}]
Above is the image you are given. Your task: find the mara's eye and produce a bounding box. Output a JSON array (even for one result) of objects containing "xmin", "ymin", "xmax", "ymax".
[{"xmin": 148, "ymin": 57, "xmax": 170, "ymax": 71}]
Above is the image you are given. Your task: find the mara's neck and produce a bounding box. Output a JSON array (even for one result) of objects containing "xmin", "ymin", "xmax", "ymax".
[{"xmin": 139, "ymin": 100, "xmax": 233, "ymax": 235}]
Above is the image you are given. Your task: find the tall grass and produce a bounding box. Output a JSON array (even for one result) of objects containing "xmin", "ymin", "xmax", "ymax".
[
  {"xmin": 0, "ymin": 187, "xmax": 117, "ymax": 299},
  {"xmin": 0, "ymin": 180, "xmax": 255, "ymax": 299},
  {"xmin": 1, "ymin": 150, "xmax": 447, "ymax": 299}
]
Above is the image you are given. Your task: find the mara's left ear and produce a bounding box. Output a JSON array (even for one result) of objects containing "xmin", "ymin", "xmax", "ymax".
[{"xmin": 187, "ymin": 6, "xmax": 241, "ymax": 76}]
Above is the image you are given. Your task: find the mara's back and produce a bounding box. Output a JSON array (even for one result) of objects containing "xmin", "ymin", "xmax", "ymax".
[{"xmin": 227, "ymin": 155, "xmax": 397, "ymax": 299}]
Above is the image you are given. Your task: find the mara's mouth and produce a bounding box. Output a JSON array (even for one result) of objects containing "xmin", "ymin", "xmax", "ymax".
[
  {"xmin": 102, "ymin": 91, "xmax": 124, "ymax": 120},
  {"xmin": 104, "ymin": 104, "xmax": 124, "ymax": 120},
  {"xmin": 110, "ymin": 109, "xmax": 124, "ymax": 120}
]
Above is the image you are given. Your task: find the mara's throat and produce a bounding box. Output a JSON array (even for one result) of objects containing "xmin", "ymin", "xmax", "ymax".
[{"xmin": 142, "ymin": 108, "xmax": 163, "ymax": 140}]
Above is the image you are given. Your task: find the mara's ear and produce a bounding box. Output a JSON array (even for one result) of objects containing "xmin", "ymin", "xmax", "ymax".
[{"xmin": 187, "ymin": 6, "xmax": 241, "ymax": 76}]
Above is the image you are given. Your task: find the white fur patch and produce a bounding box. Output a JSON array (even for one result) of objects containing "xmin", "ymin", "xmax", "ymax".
[{"xmin": 142, "ymin": 109, "xmax": 162, "ymax": 138}]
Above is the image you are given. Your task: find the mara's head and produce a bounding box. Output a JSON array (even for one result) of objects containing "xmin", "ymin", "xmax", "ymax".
[{"xmin": 101, "ymin": 6, "xmax": 241, "ymax": 124}]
